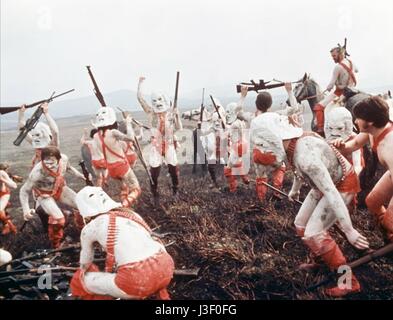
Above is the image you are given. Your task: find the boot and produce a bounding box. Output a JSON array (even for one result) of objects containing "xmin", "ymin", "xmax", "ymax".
[
  {"xmin": 0, "ymin": 210, "xmax": 17, "ymax": 235},
  {"xmin": 303, "ymin": 232, "xmax": 361, "ymax": 297},
  {"xmin": 255, "ymin": 177, "xmax": 268, "ymax": 201},
  {"xmin": 224, "ymin": 167, "xmax": 237, "ymax": 193},
  {"xmin": 208, "ymin": 164, "xmax": 218, "ymax": 188},
  {"xmin": 314, "ymin": 104, "xmax": 325, "ymax": 135},
  {"xmin": 272, "ymin": 164, "xmax": 286, "ymax": 196},
  {"xmin": 48, "ymin": 217, "xmax": 65, "ymax": 249},
  {"xmin": 168, "ymin": 165, "xmax": 179, "ymax": 196}
]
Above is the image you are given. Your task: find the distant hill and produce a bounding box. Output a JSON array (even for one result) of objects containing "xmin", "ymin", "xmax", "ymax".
[{"xmin": 1, "ymin": 83, "xmax": 391, "ymax": 131}]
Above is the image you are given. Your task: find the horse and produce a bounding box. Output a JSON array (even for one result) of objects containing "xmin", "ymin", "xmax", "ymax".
[{"xmin": 291, "ymin": 73, "xmax": 324, "ymax": 132}]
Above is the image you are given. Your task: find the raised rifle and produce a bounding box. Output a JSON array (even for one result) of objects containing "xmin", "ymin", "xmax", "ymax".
[
  {"xmin": 307, "ymin": 242, "xmax": 393, "ymax": 291},
  {"xmin": 236, "ymin": 79, "xmax": 287, "ymax": 93},
  {"xmin": 172, "ymin": 71, "xmax": 182, "ymax": 130},
  {"xmin": 199, "ymin": 88, "xmax": 205, "ymax": 125},
  {"xmin": 209, "ymin": 95, "xmax": 226, "ymax": 130},
  {"xmin": 79, "ymin": 160, "xmax": 94, "ymax": 186},
  {"xmin": 0, "ymin": 89, "xmax": 75, "ymax": 115},
  {"xmin": 13, "ymin": 89, "xmax": 75, "ymax": 146},
  {"xmin": 339, "ymin": 37, "xmax": 350, "ymax": 57},
  {"xmin": 86, "ymin": 65, "xmax": 107, "ymax": 107}
]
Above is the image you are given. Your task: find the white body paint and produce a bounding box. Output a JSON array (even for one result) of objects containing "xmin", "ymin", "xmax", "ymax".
[
  {"xmin": 137, "ymin": 79, "xmax": 182, "ymax": 167},
  {"xmin": 19, "ymin": 153, "xmax": 82, "ymax": 221},
  {"xmin": 79, "ymin": 213, "xmax": 166, "ymax": 299},
  {"xmin": 0, "ymin": 248, "xmax": 12, "ymax": 266}
]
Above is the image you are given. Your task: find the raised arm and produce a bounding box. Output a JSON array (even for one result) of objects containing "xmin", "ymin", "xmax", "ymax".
[
  {"xmin": 18, "ymin": 105, "xmax": 32, "ymax": 144},
  {"xmin": 42, "ymin": 102, "xmax": 60, "ymax": 147},
  {"xmin": 137, "ymin": 76, "xmax": 152, "ymax": 114},
  {"xmin": 112, "ymin": 115, "xmax": 136, "ymax": 142}
]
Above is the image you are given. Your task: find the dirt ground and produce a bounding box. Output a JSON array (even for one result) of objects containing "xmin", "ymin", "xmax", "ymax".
[{"xmin": 1, "ymin": 116, "xmax": 393, "ymax": 300}]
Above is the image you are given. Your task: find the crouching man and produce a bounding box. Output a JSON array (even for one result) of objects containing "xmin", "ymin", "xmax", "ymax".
[{"xmin": 70, "ymin": 186, "xmax": 175, "ymax": 300}]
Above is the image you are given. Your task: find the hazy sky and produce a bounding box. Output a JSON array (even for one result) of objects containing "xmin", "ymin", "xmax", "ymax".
[{"xmin": 1, "ymin": 0, "xmax": 393, "ymax": 104}]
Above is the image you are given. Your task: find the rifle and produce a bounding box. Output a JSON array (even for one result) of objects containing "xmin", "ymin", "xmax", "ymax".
[
  {"xmin": 0, "ymin": 266, "xmax": 78, "ymax": 278},
  {"xmin": 0, "ymin": 244, "xmax": 81, "ymax": 269},
  {"xmin": 209, "ymin": 95, "xmax": 226, "ymax": 130},
  {"xmin": 307, "ymin": 242, "xmax": 393, "ymax": 291},
  {"xmin": 13, "ymin": 90, "xmax": 75, "ymax": 146},
  {"xmin": 117, "ymin": 109, "xmax": 154, "ymax": 186},
  {"xmin": 173, "ymin": 71, "xmax": 182, "ymax": 130},
  {"xmin": 260, "ymin": 180, "xmax": 304, "ymax": 206},
  {"xmin": 79, "ymin": 160, "xmax": 94, "ymax": 186},
  {"xmin": 339, "ymin": 37, "xmax": 350, "ymax": 57},
  {"xmin": 236, "ymin": 79, "xmax": 286, "ymax": 93},
  {"xmin": 199, "ymin": 88, "xmax": 205, "ymax": 125},
  {"xmin": 86, "ymin": 66, "xmax": 106, "ymax": 107},
  {"xmin": 0, "ymin": 89, "xmax": 75, "ymax": 115}
]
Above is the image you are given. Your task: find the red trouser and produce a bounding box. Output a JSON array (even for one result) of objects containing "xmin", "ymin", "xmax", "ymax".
[{"xmin": 115, "ymin": 250, "xmax": 174, "ymax": 299}]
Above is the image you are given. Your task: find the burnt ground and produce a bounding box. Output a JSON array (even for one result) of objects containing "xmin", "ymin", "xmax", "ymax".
[{"xmin": 1, "ymin": 157, "xmax": 393, "ymax": 300}]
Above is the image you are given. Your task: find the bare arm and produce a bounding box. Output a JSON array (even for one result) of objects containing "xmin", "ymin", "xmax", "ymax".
[
  {"xmin": 42, "ymin": 103, "xmax": 60, "ymax": 147},
  {"xmin": 79, "ymin": 224, "xmax": 96, "ymax": 271},
  {"xmin": 19, "ymin": 171, "xmax": 38, "ymax": 220},
  {"xmin": 332, "ymin": 132, "xmax": 369, "ymax": 153},
  {"xmin": 80, "ymin": 128, "xmax": 90, "ymax": 145},
  {"xmin": 0, "ymin": 171, "xmax": 17, "ymax": 189},
  {"xmin": 66, "ymin": 162, "xmax": 86, "ymax": 181},
  {"xmin": 137, "ymin": 76, "xmax": 152, "ymax": 114},
  {"xmin": 303, "ymin": 160, "xmax": 369, "ymax": 249}
]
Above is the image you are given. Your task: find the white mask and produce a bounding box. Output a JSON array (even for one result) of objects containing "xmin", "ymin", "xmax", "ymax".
[
  {"xmin": 0, "ymin": 249, "xmax": 12, "ymax": 266},
  {"xmin": 94, "ymin": 107, "xmax": 117, "ymax": 128},
  {"xmin": 76, "ymin": 186, "xmax": 121, "ymax": 218},
  {"xmin": 225, "ymin": 102, "xmax": 240, "ymax": 125},
  {"xmin": 325, "ymin": 107, "xmax": 353, "ymax": 142},
  {"xmin": 151, "ymin": 91, "xmax": 170, "ymax": 113},
  {"xmin": 31, "ymin": 122, "xmax": 51, "ymax": 149}
]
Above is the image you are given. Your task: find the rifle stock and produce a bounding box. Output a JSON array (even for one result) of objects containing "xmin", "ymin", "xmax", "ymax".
[{"xmin": 79, "ymin": 160, "xmax": 94, "ymax": 186}]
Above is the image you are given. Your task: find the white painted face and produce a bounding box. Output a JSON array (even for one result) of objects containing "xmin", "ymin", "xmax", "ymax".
[
  {"xmin": 95, "ymin": 107, "xmax": 117, "ymax": 128},
  {"xmin": 325, "ymin": 107, "xmax": 353, "ymax": 142},
  {"xmin": 76, "ymin": 186, "xmax": 121, "ymax": 218},
  {"xmin": 151, "ymin": 91, "xmax": 170, "ymax": 113},
  {"xmin": 31, "ymin": 122, "xmax": 51, "ymax": 148},
  {"xmin": 43, "ymin": 156, "xmax": 59, "ymax": 171},
  {"xmin": 225, "ymin": 102, "xmax": 240, "ymax": 125}
]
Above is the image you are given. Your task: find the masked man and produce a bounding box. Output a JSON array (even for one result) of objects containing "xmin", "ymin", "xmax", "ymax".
[
  {"xmin": 70, "ymin": 186, "xmax": 174, "ymax": 300},
  {"xmin": 314, "ymin": 45, "xmax": 358, "ymax": 134},
  {"xmin": 333, "ymin": 96, "xmax": 393, "ymax": 243},
  {"xmin": 223, "ymin": 86, "xmax": 250, "ymax": 192},
  {"xmin": 199, "ymin": 98, "xmax": 227, "ymax": 189},
  {"xmin": 0, "ymin": 163, "xmax": 20, "ymax": 234},
  {"xmin": 92, "ymin": 108, "xmax": 141, "ymax": 207},
  {"xmin": 252, "ymin": 112, "xmax": 369, "ymax": 297},
  {"xmin": 137, "ymin": 76, "xmax": 182, "ymax": 203},
  {"xmin": 19, "ymin": 147, "xmax": 87, "ymax": 248},
  {"xmin": 81, "ymin": 128, "xmax": 107, "ymax": 187},
  {"xmin": 18, "ymin": 102, "xmax": 59, "ymax": 167}
]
